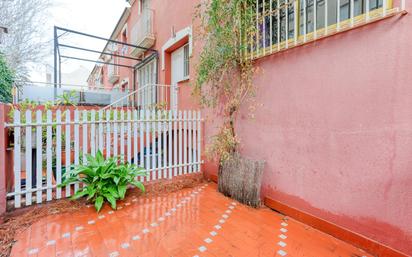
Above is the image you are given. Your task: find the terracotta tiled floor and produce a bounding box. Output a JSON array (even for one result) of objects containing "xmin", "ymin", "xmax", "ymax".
[{"xmin": 10, "ymin": 183, "xmax": 372, "ymax": 257}]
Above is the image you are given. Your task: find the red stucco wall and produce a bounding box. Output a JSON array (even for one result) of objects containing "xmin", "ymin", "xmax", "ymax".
[
  {"xmin": 225, "ymin": 11, "xmax": 412, "ymax": 255},
  {"xmin": 0, "ymin": 104, "xmax": 10, "ymax": 217}
]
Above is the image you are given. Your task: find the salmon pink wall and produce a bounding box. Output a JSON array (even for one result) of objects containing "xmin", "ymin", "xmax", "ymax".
[
  {"xmin": 0, "ymin": 104, "xmax": 10, "ymax": 217},
  {"xmin": 5, "ymin": 0, "xmax": 408, "ymax": 254},
  {"xmin": 228, "ymin": 12, "xmax": 412, "ymax": 255}
]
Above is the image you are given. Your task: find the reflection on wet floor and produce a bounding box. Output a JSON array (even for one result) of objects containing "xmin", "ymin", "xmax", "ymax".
[{"xmin": 10, "ymin": 183, "xmax": 372, "ymax": 257}]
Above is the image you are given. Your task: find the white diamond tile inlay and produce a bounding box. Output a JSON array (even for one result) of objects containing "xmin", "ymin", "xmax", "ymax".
[
  {"xmin": 62, "ymin": 232, "xmax": 70, "ymax": 238},
  {"xmin": 279, "ymin": 234, "xmax": 287, "ymax": 240},
  {"xmin": 46, "ymin": 240, "xmax": 56, "ymax": 246},
  {"xmin": 198, "ymin": 246, "xmax": 207, "ymax": 252},
  {"xmin": 109, "ymin": 251, "xmax": 120, "ymax": 257},
  {"xmin": 280, "ymin": 228, "xmax": 288, "ymax": 233},
  {"xmin": 121, "ymin": 243, "xmax": 130, "ymax": 249},
  {"xmin": 277, "ymin": 249, "xmax": 287, "ymax": 256},
  {"xmin": 278, "ymin": 241, "xmax": 287, "ymax": 247},
  {"xmin": 28, "ymin": 248, "xmax": 39, "ymax": 255}
]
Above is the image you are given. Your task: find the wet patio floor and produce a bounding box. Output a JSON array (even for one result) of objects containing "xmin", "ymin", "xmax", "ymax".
[{"xmin": 10, "ymin": 183, "xmax": 372, "ymax": 257}]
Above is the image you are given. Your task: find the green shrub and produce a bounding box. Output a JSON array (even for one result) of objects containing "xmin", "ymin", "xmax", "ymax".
[
  {"xmin": 0, "ymin": 53, "xmax": 14, "ymax": 103},
  {"xmin": 61, "ymin": 150, "xmax": 147, "ymax": 212}
]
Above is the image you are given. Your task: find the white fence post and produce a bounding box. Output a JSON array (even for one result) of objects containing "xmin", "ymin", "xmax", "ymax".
[
  {"xmin": 127, "ymin": 110, "xmax": 132, "ymax": 164},
  {"xmin": 145, "ymin": 110, "xmax": 151, "ymax": 181},
  {"xmin": 24, "ymin": 110, "xmax": 32, "ymax": 206},
  {"xmin": 106, "ymin": 110, "xmax": 111, "ymax": 158},
  {"xmin": 56, "ymin": 110, "xmax": 62, "ymax": 199},
  {"xmin": 173, "ymin": 110, "xmax": 178, "ymax": 177},
  {"xmin": 197, "ymin": 111, "xmax": 202, "ymax": 172},
  {"xmin": 157, "ymin": 110, "xmax": 162, "ymax": 179},
  {"xmin": 120, "ymin": 110, "xmax": 125, "ymax": 161},
  {"xmin": 90, "ymin": 110, "xmax": 96, "ymax": 157},
  {"xmin": 74, "ymin": 110, "xmax": 80, "ymax": 193},
  {"xmin": 178, "ymin": 111, "xmax": 183, "ymax": 176},
  {"xmin": 133, "ymin": 110, "xmax": 138, "ymax": 167},
  {"xmin": 98, "ymin": 110, "xmax": 104, "ymax": 152},
  {"xmin": 151, "ymin": 109, "xmax": 157, "ymax": 180},
  {"xmin": 46, "ymin": 110, "xmax": 53, "ymax": 201},
  {"xmin": 168, "ymin": 110, "xmax": 173, "ymax": 179},
  {"xmin": 188, "ymin": 111, "xmax": 193, "ymax": 173},
  {"xmin": 65, "ymin": 110, "xmax": 71, "ymax": 197},
  {"xmin": 82, "ymin": 110, "xmax": 88, "ymax": 164},
  {"xmin": 13, "ymin": 110, "xmax": 21, "ymax": 208},
  {"xmin": 163, "ymin": 110, "xmax": 168, "ymax": 179},
  {"xmin": 139, "ymin": 110, "xmax": 144, "ymax": 182},
  {"xmin": 36, "ymin": 110, "xmax": 43, "ymax": 203},
  {"xmin": 183, "ymin": 111, "xmax": 187, "ymax": 174}
]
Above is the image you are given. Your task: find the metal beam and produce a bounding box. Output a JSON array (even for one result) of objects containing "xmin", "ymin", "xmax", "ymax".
[
  {"xmin": 53, "ymin": 26, "xmax": 58, "ymax": 100},
  {"xmin": 55, "ymin": 26, "xmax": 157, "ymax": 52},
  {"xmin": 60, "ymin": 55, "xmax": 135, "ymax": 69},
  {"xmin": 58, "ymin": 44, "xmax": 142, "ymax": 61}
]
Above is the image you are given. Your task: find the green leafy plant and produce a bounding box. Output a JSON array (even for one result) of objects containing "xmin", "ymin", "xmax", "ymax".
[
  {"xmin": 61, "ymin": 150, "xmax": 147, "ymax": 212},
  {"xmin": 56, "ymin": 90, "xmax": 78, "ymax": 106},
  {"xmin": 0, "ymin": 53, "xmax": 14, "ymax": 104}
]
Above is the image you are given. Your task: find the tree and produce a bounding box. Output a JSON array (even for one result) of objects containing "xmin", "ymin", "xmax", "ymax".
[
  {"xmin": 0, "ymin": 0, "xmax": 52, "ymax": 80},
  {"xmin": 0, "ymin": 53, "xmax": 14, "ymax": 103}
]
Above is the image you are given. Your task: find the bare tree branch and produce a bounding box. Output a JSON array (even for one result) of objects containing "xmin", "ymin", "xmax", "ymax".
[{"xmin": 0, "ymin": 0, "xmax": 53, "ymax": 80}]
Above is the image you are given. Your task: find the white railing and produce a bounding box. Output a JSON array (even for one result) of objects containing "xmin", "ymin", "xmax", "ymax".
[
  {"xmin": 6, "ymin": 108, "xmax": 202, "ymax": 208},
  {"xmin": 130, "ymin": 8, "xmax": 155, "ymax": 55},
  {"xmin": 249, "ymin": 0, "xmax": 406, "ymax": 60},
  {"xmin": 131, "ymin": 8, "xmax": 154, "ymax": 45},
  {"xmin": 107, "ymin": 58, "xmax": 119, "ymax": 83},
  {"xmin": 102, "ymin": 84, "xmax": 178, "ymax": 110}
]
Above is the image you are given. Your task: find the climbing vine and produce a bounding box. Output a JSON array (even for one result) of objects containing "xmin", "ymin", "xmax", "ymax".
[{"xmin": 194, "ymin": 0, "xmax": 257, "ymax": 162}]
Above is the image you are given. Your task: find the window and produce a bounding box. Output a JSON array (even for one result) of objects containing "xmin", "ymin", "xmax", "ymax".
[
  {"xmin": 253, "ymin": 0, "xmax": 390, "ymax": 55},
  {"xmin": 171, "ymin": 43, "xmax": 190, "ymax": 83},
  {"xmin": 300, "ymin": 0, "xmax": 384, "ymax": 34},
  {"xmin": 183, "ymin": 44, "xmax": 190, "ymax": 78}
]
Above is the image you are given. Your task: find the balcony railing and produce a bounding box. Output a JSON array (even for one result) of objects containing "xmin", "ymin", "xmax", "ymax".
[
  {"xmin": 107, "ymin": 59, "xmax": 119, "ymax": 84},
  {"xmin": 130, "ymin": 8, "xmax": 155, "ymax": 56}
]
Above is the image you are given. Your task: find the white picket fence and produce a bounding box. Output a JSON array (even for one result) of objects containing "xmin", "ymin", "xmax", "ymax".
[{"xmin": 6, "ymin": 108, "xmax": 202, "ymax": 208}]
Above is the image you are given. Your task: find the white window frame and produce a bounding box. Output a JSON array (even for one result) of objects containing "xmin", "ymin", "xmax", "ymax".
[
  {"xmin": 161, "ymin": 26, "xmax": 192, "ymax": 70},
  {"xmin": 183, "ymin": 43, "xmax": 190, "ymax": 80}
]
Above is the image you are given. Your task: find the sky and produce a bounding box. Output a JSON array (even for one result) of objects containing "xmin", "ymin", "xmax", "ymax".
[{"xmin": 30, "ymin": 0, "xmax": 128, "ymax": 84}]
